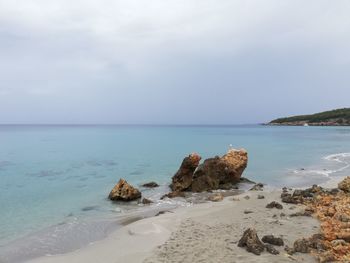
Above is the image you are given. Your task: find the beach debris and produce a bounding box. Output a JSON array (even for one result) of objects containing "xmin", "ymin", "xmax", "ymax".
[
  {"xmin": 207, "ymin": 193, "xmax": 224, "ymax": 202},
  {"xmin": 142, "ymin": 181, "xmax": 159, "ymax": 188},
  {"xmin": 191, "ymin": 149, "xmax": 248, "ymax": 192},
  {"xmin": 257, "ymin": 194, "xmax": 265, "ymax": 199},
  {"xmin": 338, "ymin": 176, "xmax": 350, "ymax": 192},
  {"xmin": 171, "ymin": 153, "xmax": 201, "ymax": 192},
  {"xmin": 238, "ymin": 228, "xmax": 265, "ymax": 255},
  {"xmin": 262, "ymin": 235, "xmax": 284, "ymax": 246},
  {"xmin": 160, "ymin": 191, "xmax": 186, "ymax": 199},
  {"xmin": 141, "ymin": 198, "xmax": 153, "ymax": 204},
  {"xmin": 266, "ymin": 201, "xmax": 283, "ymax": 209},
  {"xmin": 249, "ymin": 183, "xmax": 264, "ymax": 191},
  {"xmin": 265, "ymin": 244, "xmax": 280, "ymax": 255},
  {"xmin": 108, "ymin": 178, "xmax": 141, "ymax": 201}
]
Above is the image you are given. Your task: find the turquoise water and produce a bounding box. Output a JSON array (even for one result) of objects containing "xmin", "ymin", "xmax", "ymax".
[{"xmin": 1, "ymin": 125, "xmax": 350, "ymax": 261}]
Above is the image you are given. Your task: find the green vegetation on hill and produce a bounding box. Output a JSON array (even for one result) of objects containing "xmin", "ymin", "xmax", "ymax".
[{"xmin": 270, "ymin": 108, "xmax": 350, "ymax": 125}]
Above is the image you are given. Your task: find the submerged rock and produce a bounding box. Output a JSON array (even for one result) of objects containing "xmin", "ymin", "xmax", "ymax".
[
  {"xmin": 142, "ymin": 182, "xmax": 159, "ymax": 188},
  {"xmin": 171, "ymin": 153, "xmax": 201, "ymax": 192},
  {"xmin": 238, "ymin": 228, "xmax": 265, "ymax": 255},
  {"xmin": 191, "ymin": 149, "xmax": 248, "ymax": 192},
  {"xmin": 338, "ymin": 176, "xmax": 350, "ymax": 193},
  {"xmin": 108, "ymin": 179, "xmax": 141, "ymax": 201},
  {"xmin": 141, "ymin": 198, "xmax": 153, "ymax": 204}
]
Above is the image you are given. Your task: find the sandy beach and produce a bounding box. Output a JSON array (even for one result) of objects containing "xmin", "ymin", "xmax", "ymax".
[{"xmin": 28, "ymin": 187, "xmax": 324, "ymax": 263}]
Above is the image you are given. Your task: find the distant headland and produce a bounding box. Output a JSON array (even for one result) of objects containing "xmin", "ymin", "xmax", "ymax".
[{"xmin": 267, "ymin": 108, "xmax": 350, "ymax": 126}]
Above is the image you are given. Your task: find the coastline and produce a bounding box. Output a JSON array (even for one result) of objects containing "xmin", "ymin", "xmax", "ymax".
[{"xmin": 27, "ymin": 181, "xmax": 339, "ymax": 263}]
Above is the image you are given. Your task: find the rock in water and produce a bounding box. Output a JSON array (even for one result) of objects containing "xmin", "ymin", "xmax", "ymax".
[
  {"xmin": 142, "ymin": 182, "xmax": 159, "ymax": 188},
  {"xmin": 338, "ymin": 176, "xmax": 350, "ymax": 193},
  {"xmin": 238, "ymin": 228, "xmax": 265, "ymax": 255},
  {"xmin": 171, "ymin": 153, "xmax": 201, "ymax": 192},
  {"xmin": 108, "ymin": 179, "xmax": 141, "ymax": 201},
  {"xmin": 191, "ymin": 149, "xmax": 248, "ymax": 192}
]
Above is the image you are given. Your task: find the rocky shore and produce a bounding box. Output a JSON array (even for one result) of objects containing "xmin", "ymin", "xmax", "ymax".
[{"xmin": 28, "ymin": 149, "xmax": 350, "ymax": 263}]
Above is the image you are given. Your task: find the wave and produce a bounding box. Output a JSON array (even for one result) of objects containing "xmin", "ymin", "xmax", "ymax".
[{"xmin": 292, "ymin": 152, "xmax": 350, "ymax": 179}]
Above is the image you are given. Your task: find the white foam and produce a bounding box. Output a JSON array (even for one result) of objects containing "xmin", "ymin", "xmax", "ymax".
[{"xmin": 291, "ymin": 152, "xmax": 350, "ymax": 181}]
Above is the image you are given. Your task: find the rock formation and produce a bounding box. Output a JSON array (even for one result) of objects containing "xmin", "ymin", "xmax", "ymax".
[
  {"xmin": 142, "ymin": 182, "xmax": 159, "ymax": 188},
  {"xmin": 108, "ymin": 178, "xmax": 141, "ymax": 201},
  {"xmin": 338, "ymin": 176, "xmax": 350, "ymax": 193},
  {"xmin": 171, "ymin": 153, "xmax": 201, "ymax": 192},
  {"xmin": 238, "ymin": 228, "xmax": 265, "ymax": 255},
  {"xmin": 191, "ymin": 149, "xmax": 248, "ymax": 192}
]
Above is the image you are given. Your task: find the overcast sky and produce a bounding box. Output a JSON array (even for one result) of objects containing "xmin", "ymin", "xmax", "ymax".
[{"xmin": 0, "ymin": 0, "xmax": 349, "ymax": 124}]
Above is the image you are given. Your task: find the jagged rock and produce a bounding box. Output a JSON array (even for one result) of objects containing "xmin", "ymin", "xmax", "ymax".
[
  {"xmin": 238, "ymin": 228, "xmax": 265, "ymax": 255},
  {"xmin": 142, "ymin": 182, "xmax": 159, "ymax": 188},
  {"xmin": 141, "ymin": 198, "xmax": 153, "ymax": 204},
  {"xmin": 207, "ymin": 193, "xmax": 224, "ymax": 202},
  {"xmin": 266, "ymin": 201, "xmax": 283, "ymax": 209},
  {"xmin": 108, "ymin": 179, "xmax": 141, "ymax": 201},
  {"xmin": 250, "ymin": 183, "xmax": 264, "ymax": 191},
  {"xmin": 281, "ymin": 193, "xmax": 303, "ymax": 204},
  {"xmin": 338, "ymin": 176, "xmax": 350, "ymax": 193},
  {"xmin": 293, "ymin": 238, "xmax": 310, "ymax": 253},
  {"xmin": 191, "ymin": 149, "xmax": 248, "ymax": 192},
  {"xmin": 160, "ymin": 191, "xmax": 186, "ymax": 199},
  {"xmin": 171, "ymin": 153, "xmax": 201, "ymax": 192},
  {"xmin": 262, "ymin": 235, "xmax": 284, "ymax": 246},
  {"xmin": 265, "ymin": 244, "xmax": 280, "ymax": 255}
]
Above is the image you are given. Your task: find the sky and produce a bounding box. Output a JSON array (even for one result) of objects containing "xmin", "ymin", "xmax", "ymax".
[{"xmin": 0, "ymin": 0, "xmax": 349, "ymax": 124}]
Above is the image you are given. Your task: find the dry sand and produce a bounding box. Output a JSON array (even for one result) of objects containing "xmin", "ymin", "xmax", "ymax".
[{"xmin": 28, "ymin": 189, "xmax": 322, "ymax": 263}]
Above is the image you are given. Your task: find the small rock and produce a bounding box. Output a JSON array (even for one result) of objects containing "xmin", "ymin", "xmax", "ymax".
[
  {"xmin": 262, "ymin": 235, "xmax": 284, "ymax": 246},
  {"xmin": 244, "ymin": 209, "xmax": 253, "ymax": 214},
  {"xmin": 232, "ymin": 197, "xmax": 240, "ymax": 201},
  {"xmin": 284, "ymin": 245, "xmax": 295, "ymax": 255},
  {"xmin": 160, "ymin": 191, "xmax": 186, "ymax": 199},
  {"xmin": 208, "ymin": 193, "xmax": 224, "ymax": 202},
  {"xmin": 265, "ymin": 244, "xmax": 280, "ymax": 255},
  {"xmin": 266, "ymin": 201, "xmax": 283, "ymax": 209},
  {"xmin": 142, "ymin": 182, "xmax": 159, "ymax": 188},
  {"xmin": 331, "ymin": 239, "xmax": 347, "ymax": 246},
  {"xmin": 244, "ymin": 195, "xmax": 250, "ymax": 200},
  {"xmin": 280, "ymin": 213, "xmax": 286, "ymax": 217},
  {"xmin": 141, "ymin": 198, "xmax": 153, "ymax": 204},
  {"xmin": 237, "ymin": 228, "xmax": 265, "ymax": 255},
  {"xmin": 257, "ymin": 195, "xmax": 265, "ymax": 199},
  {"xmin": 293, "ymin": 238, "xmax": 310, "ymax": 253},
  {"xmin": 249, "ymin": 183, "xmax": 264, "ymax": 191}
]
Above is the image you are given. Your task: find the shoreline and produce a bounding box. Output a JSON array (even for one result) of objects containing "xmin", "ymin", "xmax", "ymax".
[
  {"xmin": 26, "ymin": 178, "xmax": 345, "ymax": 263},
  {"xmin": 1, "ymin": 177, "xmax": 345, "ymax": 263}
]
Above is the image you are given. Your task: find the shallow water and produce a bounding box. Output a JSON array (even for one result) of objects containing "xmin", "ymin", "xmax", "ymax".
[{"xmin": 0, "ymin": 125, "xmax": 350, "ymax": 261}]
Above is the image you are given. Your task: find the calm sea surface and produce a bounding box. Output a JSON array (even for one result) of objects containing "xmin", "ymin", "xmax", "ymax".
[{"xmin": 1, "ymin": 125, "xmax": 350, "ymax": 261}]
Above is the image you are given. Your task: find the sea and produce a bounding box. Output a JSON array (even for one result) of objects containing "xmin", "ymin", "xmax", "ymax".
[{"xmin": 1, "ymin": 124, "xmax": 350, "ymax": 262}]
